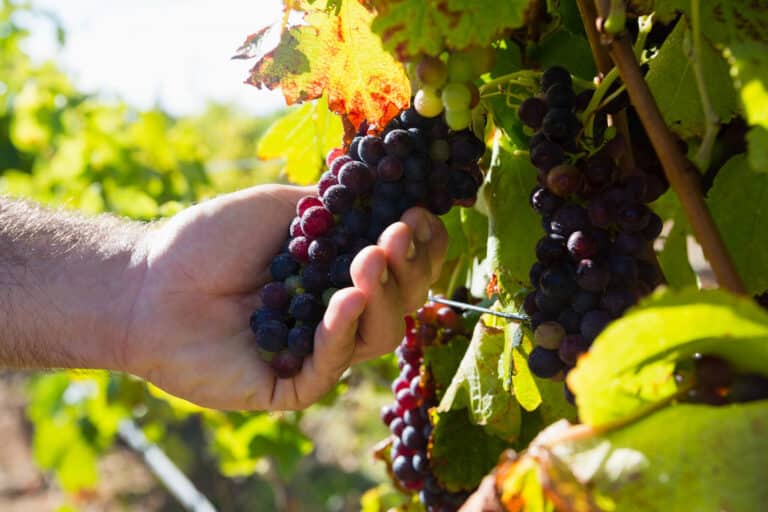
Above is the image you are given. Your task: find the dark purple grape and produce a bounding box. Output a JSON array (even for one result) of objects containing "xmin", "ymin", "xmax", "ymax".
[
  {"xmin": 600, "ymin": 287, "xmax": 636, "ymax": 317},
  {"xmin": 254, "ymin": 319, "xmax": 289, "ymax": 352},
  {"xmin": 609, "ymin": 254, "xmax": 639, "ymax": 285},
  {"xmin": 250, "ymin": 307, "xmax": 283, "ymax": 331},
  {"xmin": 567, "ymin": 230, "xmax": 599, "ymax": 260},
  {"xmin": 642, "ymin": 212, "xmax": 663, "ymax": 240},
  {"xmin": 270, "ymin": 253, "xmax": 299, "ymax": 281},
  {"xmin": 540, "ymin": 267, "xmax": 578, "ymax": 300},
  {"xmin": 371, "ymin": 196, "xmax": 401, "ymax": 224},
  {"xmin": 376, "ymin": 155, "xmax": 404, "ymax": 181},
  {"xmin": 404, "ymin": 155, "xmax": 429, "ymax": 181},
  {"xmin": 545, "ymin": 83, "xmax": 574, "ymax": 108},
  {"xmin": 571, "ymin": 289, "xmax": 599, "ymax": 313},
  {"xmin": 449, "ymin": 171, "xmax": 477, "ymax": 200},
  {"xmin": 427, "ymin": 186, "xmax": 452, "ymax": 215},
  {"xmin": 622, "ymin": 175, "xmax": 648, "ymax": 202},
  {"xmin": 613, "ymin": 232, "xmax": 646, "ymax": 256},
  {"xmin": 576, "ymin": 259, "xmax": 610, "ymax": 291},
  {"xmin": 330, "ymin": 254, "xmax": 354, "ymax": 288},
  {"xmin": 374, "ymin": 180, "xmax": 405, "ymax": 199},
  {"xmin": 288, "ymin": 293, "xmax": 323, "ymax": 323},
  {"xmin": 530, "ymin": 140, "xmax": 565, "ymax": 172},
  {"xmin": 407, "ymin": 127, "xmax": 427, "ymax": 148},
  {"xmin": 638, "ymin": 261, "xmax": 663, "ymax": 287},
  {"xmin": 403, "ymin": 180, "xmax": 428, "ymax": 202},
  {"xmin": 528, "ymin": 346, "xmax": 565, "ymax": 378},
  {"xmin": 546, "ymin": 164, "xmax": 584, "ymax": 197},
  {"xmin": 339, "ymin": 161, "xmax": 375, "ymax": 195},
  {"xmin": 530, "ymin": 187, "xmax": 563, "ymax": 215},
  {"xmin": 523, "ymin": 292, "xmax": 539, "ymax": 316},
  {"xmin": 535, "ymin": 236, "xmax": 568, "ymax": 264},
  {"xmin": 308, "ymin": 237, "xmax": 337, "ymax": 264},
  {"xmin": 529, "ymin": 261, "xmax": 545, "ymax": 288},
  {"xmin": 270, "ymin": 350, "xmax": 303, "ymax": 378},
  {"xmin": 693, "ymin": 354, "xmax": 733, "ymax": 389},
  {"xmin": 573, "ymin": 89, "xmax": 594, "ymax": 112},
  {"xmin": 260, "ymin": 281, "xmax": 290, "ymax": 310},
  {"xmin": 358, "ymin": 135, "xmax": 386, "ymax": 165},
  {"xmin": 557, "ymin": 308, "xmax": 581, "ymax": 334},
  {"xmin": 618, "ymin": 203, "xmax": 651, "ymax": 232},
  {"xmin": 518, "ymin": 97, "xmax": 548, "ymax": 129},
  {"xmin": 384, "ymin": 129, "xmax": 413, "ymax": 158},
  {"xmin": 550, "ymin": 204, "xmax": 589, "ymax": 236},
  {"xmin": 585, "ymin": 155, "xmax": 615, "ymax": 187},
  {"xmin": 588, "ymin": 198, "xmax": 615, "ymax": 228},
  {"xmin": 729, "ymin": 374, "xmax": 768, "ymax": 402},
  {"xmin": 534, "ymin": 289, "xmax": 569, "ymax": 316},
  {"xmin": 301, "ymin": 263, "xmax": 329, "ymax": 293},
  {"xmin": 287, "ymin": 325, "xmax": 315, "ymax": 357},
  {"xmin": 322, "ymin": 184, "xmax": 355, "ymax": 214},
  {"xmin": 449, "ymin": 131, "xmax": 484, "ymax": 165},
  {"xmin": 542, "ymin": 108, "xmax": 580, "ymax": 143},
  {"xmin": 341, "ymin": 209, "xmax": 369, "ymax": 237},
  {"xmin": 412, "ymin": 453, "xmax": 429, "ymax": 474},
  {"xmin": 402, "ymin": 426, "xmax": 426, "ymax": 450},
  {"xmin": 318, "ymin": 171, "xmax": 338, "ymax": 197},
  {"xmin": 400, "ymin": 106, "xmax": 431, "ymax": 129},
  {"xmin": 348, "ymin": 136, "xmax": 363, "ymax": 160},
  {"xmin": 580, "ymin": 309, "xmax": 612, "ymax": 341},
  {"xmin": 540, "ymin": 66, "xmax": 572, "ymax": 92},
  {"xmin": 328, "ymin": 225, "xmax": 352, "ymax": 252},
  {"xmin": 558, "ymin": 335, "xmax": 591, "ymax": 365}
]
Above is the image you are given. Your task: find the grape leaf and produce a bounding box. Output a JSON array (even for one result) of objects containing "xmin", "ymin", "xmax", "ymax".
[
  {"xmin": 527, "ymin": 27, "xmax": 596, "ymax": 83},
  {"xmin": 438, "ymin": 316, "xmax": 522, "ymax": 442},
  {"xmin": 568, "ymin": 287, "xmax": 768, "ymax": 427},
  {"xmin": 645, "ymin": 19, "xmax": 739, "ymax": 139},
  {"xmin": 428, "ymin": 408, "xmax": 508, "ymax": 492},
  {"xmin": 244, "ymin": 0, "xmax": 410, "ymax": 130},
  {"xmin": 707, "ymin": 155, "xmax": 768, "ymax": 293},
  {"xmin": 498, "ymin": 401, "xmax": 768, "ymax": 511},
  {"xmin": 423, "ymin": 336, "xmax": 470, "ymax": 401},
  {"xmin": 257, "ymin": 95, "xmax": 344, "ymax": 185},
  {"xmin": 485, "ymin": 136, "xmax": 540, "ymax": 293},
  {"xmin": 369, "ymin": 0, "xmax": 532, "ymax": 60},
  {"xmin": 727, "ymin": 42, "xmax": 768, "ymax": 172},
  {"xmin": 651, "ymin": 191, "xmax": 697, "ymax": 289}
]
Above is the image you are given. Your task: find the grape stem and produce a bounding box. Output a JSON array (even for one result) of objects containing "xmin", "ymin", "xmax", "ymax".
[
  {"xmin": 690, "ymin": 0, "xmax": 719, "ymax": 171},
  {"xmin": 605, "ymin": 32, "xmax": 747, "ymax": 293}
]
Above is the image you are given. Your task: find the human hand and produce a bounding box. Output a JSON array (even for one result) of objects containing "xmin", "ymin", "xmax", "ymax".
[{"xmin": 121, "ymin": 184, "xmax": 448, "ymax": 410}]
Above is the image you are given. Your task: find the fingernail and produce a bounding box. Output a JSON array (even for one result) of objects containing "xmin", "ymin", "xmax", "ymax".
[
  {"xmin": 415, "ymin": 213, "xmax": 433, "ymax": 243},
  {"xmin": 405, "ymin": 239, "xmax": 417, "ymax": 260},
  {"xmin": 379, "ymin": 266, "xmax": 389, "ymax": 285}
]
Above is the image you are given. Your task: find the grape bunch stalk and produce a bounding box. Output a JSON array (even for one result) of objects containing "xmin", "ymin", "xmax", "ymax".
[
  {"xmin": 520, "ymin": 66, "xmax": 669, "ymax": 401},
  {"xmin": 249, "ymin": 104, "xmax": 486, "ymax": 378},
  {"xmin": 380, "ymin": 297, "xmax": 473, "ymax": 511}
]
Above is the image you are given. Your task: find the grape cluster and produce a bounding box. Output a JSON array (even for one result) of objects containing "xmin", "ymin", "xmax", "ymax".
[
  {"xmin": 412, "ymin": 48, "xmax": 494, "ymax": 131},
  {"xmin": 250, "ymin": 106, "xmax": 485, "ymax": 378},
  {"xmin": 679, "ymin": 353, "xmax": 768, "ymax": 405},
  {"xmin": 380, "ymin": 299, "xmax": 471, "ymax": 511},
  {"xmin": 519, "ymin": 66, "xmax": 669, "ymax": 400}
]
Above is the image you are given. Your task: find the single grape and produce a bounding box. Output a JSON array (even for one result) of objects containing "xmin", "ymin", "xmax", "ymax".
[
  {"xmin": 530, "ymin": 187, "xmax": 564, "ymax": 215},
  {"xmin": 558, "ymin": 334, "xmax": 591, "ymax": 365},
  {"xmin": 358, "ymin": 135, "xmax": 386, "ymax": 165},
  {"xmin": 528, "ymin": 346, "xmax": 565, "ymax": 378},
  {"xmin": 571, "ymin": 289, "xmax": 599, "ymax": 313},
  {"xmin": 341, "ymin": 209, "xmax": 368, "ymax": 237},
  {"xmin": 412, "ymin": 453, "xmax": 429, "ymax": 474},
  {"xmin": 325, "ymin": 147, "xmax": 344, "ymax": 167},
  {"xmin": 693, "ymin": 354, "xmax": 733, "ymax": 389},
  {"xmin": 301, "ymin": 206, "xmax": 334, "ymax": 238},
  {"xmin": 575, "ymin": 259, "xmax": 610, "ymax": 292},
  {"xmin": 270, "ymin": 350, "xmax": 303, "ymax": 378},
  {"xmin": 542, "ymin": 108, "xmax": 580, "ymax": 142},
  {"xmin": 288, "ymin": 293, "xmax": 323, "ymax": 323},
  {"xmin": 288, "ymin": 236, "xmax": 310, "ymax": 263},
  {"xmin": 545, "ymin": 83, "xmax": 575, "ymax": 109},
  {"xmin": 580, "ymin": 309, "xmax": 612, "ymax": 341},
  {"xmin": 270, "ymin": 253, "xmax": 299, "ymax": 281},
  {"xmin": 381, "ymin": 405, "xmax": 398, "ymax": 426},
  {"xmin": 573, "ymin": 89, "xmax": 594, "ymax": 112},
  {"xmin": 539, "ymin": 266, "xmax": 578, "ymax": 300},
  {"xmin": 587, "ymin": 198, "xmax": 615, "ymax": 228},
  {"xmin": 330, "ymin": 254, "xmax": 354, "ymax": 288},
  {"xmin": 534, "ymin": 289, "xmax": 569, "ymax": 316},
  {"xmin": 414, "ymin": 87, "xmax": 444, "ymax": 118},
  {"xmin": 445, "ymin": 108, "xmax": 471, "ymax": 131},
  {"xmin": 613, "ymin": 231, "xmax": 646, "ymax": 256},
  {"xmin": 518, "ymin": 97, "xmax": 548, "ymax": 129},
  {"xmin": 534, "ymin": 321, "xmax": 566, "ymax": 349},
  {"xmin": 254, "ymin": 319, "xmax": 289, "ymax": 352},
  {"xmin": 321, "ymin": 184, "xmax": 353, "ymax": 214},
  {"xmin": 608, "ymin": 254, "xmax": 639, "ymax": 285},
  {"xmin": 618, "ymin": 203, "xmax": 651, "ymax": 232},
  {"xmin": 402, "ymin": 426, "xmax": 426, "ymax": 450},
  {"xmin": 426, "ymin": 186, "xmax": 453, "ymax": 215},
  {"xmin": 599, "ymin": 287, "xmax": 635, "ymax": 317},
  {"xmin": 307, "ymin": 237, "xmax": 338, "ymax": 265},
  {"xmin": 330, "ymin": 155, "xmax": 352, "ymax": 176},
  {"xmin": 550, "ymin": 204, "xmax": 589, "ymax": 236},
  {"xmin": 301, "ymin": 263, "xmax": 330, "ymax": 293},
  {"xmin": 397, "ymin": 388, "xmax": 419, "ymax": 410},
  {"xmin": 436, "ymin": 306, "xmax": 459, "ymax": 329},
  {"xmin": 260, "ymin": 281, "xmax": 290, "ymax": 311},
  {"xmin": 287, "ymin": 325, "xmax": 315, "ymax": 358},
  {"xmin": 642, "ymin": 212, "xmax": 664, "ymax": 240},
  {"xmin": 404, "ymin": 154, "xmax": 429, "ymax": 181},
  {"xmin": 393, "ymin": 455, "xmax": 419, "ymax": 482},
  {"xmin": 338, "ymin": 161, "xmax": 375, "ymax": 195},
  {"xmin": 348, "ymin": 136, "xmax": 363, "ymax": 160},
  {"xmin": 546, "ymin": 163, "xmax": 584, "ymax": 197},
  {"xmin": 540, "ymin": 66, "xmax": 572, "ymax": 93},
  {"xmin": 585, "ymin": 155, "xmax": 615, "ymax": 188},
  {"xmin": 317, "ymin": 171, "xmax": 338, "ymax": 197},
  {"xmin": 289, "ymin": 216, "xmax": 303, "ymax": 237},
  {"xmin": 384, "ymin": 129, "xmax": 414, "ymax": 158},
  {"xmin": 535, "ymin": 236, "xmax": 568, "ymax": 264},
  {"xmin": 441, "ymin": 82, "xmax": 472, "ymax": 111},
  {"xmin": 297, "ymin": 196, "xmax": 323, "ymax": 217},
  {"xmin": 249, "ymin": 307, "xmax": 283, "ymax": 331},
  {"xmin": 567, "ymin": 230, "xmax": 599, "ymax": 260},
  {"xmin": 416, "ymin": 56, "xmax": 448, "ymax": 88},
  {"xmin": 557, "ymin": 308, "xmax": 581, "ymax": 334}
]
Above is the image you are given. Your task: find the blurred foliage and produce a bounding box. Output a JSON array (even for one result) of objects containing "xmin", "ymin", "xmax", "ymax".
[{"xmin": 0, "ymin": 2, "xmax": 393, "ymax": 510}]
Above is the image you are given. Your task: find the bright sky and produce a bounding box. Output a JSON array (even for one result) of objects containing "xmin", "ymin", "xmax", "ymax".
[{"xmin": 18, "ymin": 0, "xmax": 288, "ymax": 116}]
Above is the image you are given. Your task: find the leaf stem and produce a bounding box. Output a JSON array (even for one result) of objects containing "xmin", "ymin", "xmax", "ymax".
[
  {"xmin": 690, "ymin": 0, "xmax": 719, "ymax": 171},
  {"xmin": 605, "ymin": 34, "xmax": 746, "ymax": 293}
]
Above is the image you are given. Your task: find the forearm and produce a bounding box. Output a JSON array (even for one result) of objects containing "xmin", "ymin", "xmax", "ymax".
[{"xmin": 0, "ymin": 197, "xmax": 148, "ymax": 371}]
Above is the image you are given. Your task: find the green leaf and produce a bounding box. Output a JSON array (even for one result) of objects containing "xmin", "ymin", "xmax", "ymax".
[
  {"xmin": 708, "ymin": 154, "xmax": 768, "ymax": 293},
  {"xmin": 502, "ymin": 402, "xmax": 768, "ymax": 511},
  {"xmin": 569, "ymin": 287, "xmax": 768, "ymax": 426},
  {"xmin": 652, "ymin": 193, "xmax": 697, "ymax": 288},
  {"xmin": 527, "ymin": 28, "xmax": 596, "ymax": 83},
  {"xmin": 370, "ymin": 0, "xmax": 532, "ymax": 60},
  {"xmin": 727, "ymin": 42, "xmax": 768, "ymax": 172},
  {"xmin": 257, "ymin": 96, "xmax": 343, "ymax": 185},
  {"xmin": 438, "ymin": 317, "xmax": 521, "ymax": 442},
  {"xmin": 423, "ymin": 337, "xmax": 470, "ymax": 400},
  {"xmin": 645, "ymin": 19, "xmax": 739, "ymax": 139},
  {"xmin": 429, "ymin": 408, "xmax": 508, "ymax": 492},
  {"xmin": 485, "ymin": 137, "xmax": 540, "ymax": 293}
]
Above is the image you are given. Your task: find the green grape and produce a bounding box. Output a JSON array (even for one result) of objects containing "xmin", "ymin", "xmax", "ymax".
[
  {"xmin": 445, "ymin": 108, "xmax": 471, "ymax": 131},
  {"xmin": 441, "ymin": 82, "xmax": 471, "ymax": 111},
  {"xmin": 416, "ymin": 56, "xmax": 448, "ymax": 88},
  {"xmin": 447, "ymin": 52, "xmax": 474, "ymax": 82},
  {"xmin": 414, "ymin": 87, "xmax": 444, "ymax": 118}
]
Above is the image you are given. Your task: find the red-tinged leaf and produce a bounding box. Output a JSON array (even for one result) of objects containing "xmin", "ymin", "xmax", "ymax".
[{"xmin": 244, "ymin": 0, "xmax": 410, "ymax": 131}]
